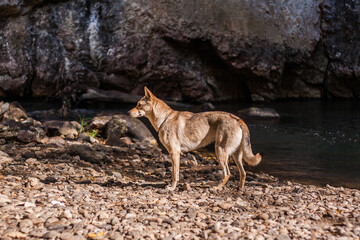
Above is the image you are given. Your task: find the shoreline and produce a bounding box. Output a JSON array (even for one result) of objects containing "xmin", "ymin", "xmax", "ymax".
[{"xmin": 0, "ymin": 102, "xmax": 359, "ymax": 239}]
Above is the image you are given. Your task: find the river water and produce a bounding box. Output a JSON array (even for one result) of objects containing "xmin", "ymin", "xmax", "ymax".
[
  {"xmin": 239, "ymin": 100, "xmax": 360, "ymax": 189},
  {"xmin": 21, "ymin": 99, "xmax": 360, "ymax": 189}
]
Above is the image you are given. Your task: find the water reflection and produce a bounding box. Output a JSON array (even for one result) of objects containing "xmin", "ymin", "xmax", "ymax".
[{"xmin": 247, "ymin": 101, "xmax": 360, "ymax": 189}]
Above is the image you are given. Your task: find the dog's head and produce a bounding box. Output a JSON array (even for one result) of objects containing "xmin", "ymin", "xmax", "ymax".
[{"xmin": 128, "ymin": 87, "xmax": 156, "ymax": 118}]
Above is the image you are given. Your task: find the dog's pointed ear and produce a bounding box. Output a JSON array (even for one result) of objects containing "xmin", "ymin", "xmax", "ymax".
[{"xmin": 144, "ymin": 86, "xmax": 154, "ymax": 99}]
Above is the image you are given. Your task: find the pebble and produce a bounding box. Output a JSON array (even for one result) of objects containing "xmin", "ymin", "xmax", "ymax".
[
  {"xmin": 97, "ymin": 211, "xmax": 109, "ymax": 220},
  {"xmin": 27, "ymin": 177, "xmax": 41, "ymax": 187},
  {"xmin": 257, "ymin": 213, "xmax": 269, "ymax": 221},
  {"xmin": 6, "ymin": 231, "xmax": 27, "ymax": 239},
  {"xmin": 197, "ymin": 212, "xmax": 207, "ymax": 219},
  {"xmin": 125, "ymin": 213, "xmax": 136, "ymax": 219},
  {"xmin": 112, "ymin": 172, "xmax": 123, "ymax": 180},
  {"xmin": 43, "ymin": 230, "xmax": 60, "ymax": 239},
  {"xmin": 19, "ymin": 219, "xmax": 33, "ymax": 232},
  {"xmin": 60, "ymin": 209, "xmax": 72, "ymax": 219},
  {"xmin": 25, "ymin": 158, "xmax": 38, "ymax": 165},
  {"xmin": 277, "ymin": 234, "xmax": 291, "ymax": 240},
  {"xmin": 218, "ymin": 202, "xmax": 234, "ymax": 210},
  {"xmin": 60, "ymin": 232, "xmax": 75, "ymax": 240}
]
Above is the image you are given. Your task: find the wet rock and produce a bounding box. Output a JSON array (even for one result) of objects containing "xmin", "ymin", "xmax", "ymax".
[
  {"xmin": 104, "ymin": 114, "xmax": 156, "ymax": 146},
  {"xmin": 237, "ymin": 107, "xmax": 280, "ymax": 119}
]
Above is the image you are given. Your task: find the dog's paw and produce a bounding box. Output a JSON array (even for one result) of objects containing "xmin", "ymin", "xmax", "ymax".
[
  {"xmin": 237, "ymin": 183, "xmax": 245, "ymax": 190},
  {"xmin": 165, "ymin": 185, "xmax": 177, "ymax": 191},
  {"xmin": 210, "ymin": 186, "xmax": 221, "ymax": 193}
]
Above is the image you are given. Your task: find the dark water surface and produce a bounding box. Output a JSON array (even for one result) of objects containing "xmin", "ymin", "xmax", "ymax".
[
  {"xmin": 21, "ymin": 99, "xmax": 360, "ymax": 189},
  {"xmin": 240, "ymin": 101, "xmax": 360, "ymax": 189}
]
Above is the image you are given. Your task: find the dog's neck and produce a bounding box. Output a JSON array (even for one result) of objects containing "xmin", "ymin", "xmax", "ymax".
[{"xmin": 147, "ymin": 99, "xmax": 173, "ymax": 132}]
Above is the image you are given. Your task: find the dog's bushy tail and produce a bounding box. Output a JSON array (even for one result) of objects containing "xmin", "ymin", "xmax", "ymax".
[{"xmin": 238, "ymin": 119, "xmax": 262, "ymax": 166}]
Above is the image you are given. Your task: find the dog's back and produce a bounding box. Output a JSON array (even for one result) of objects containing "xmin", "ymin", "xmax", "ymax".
[{"xmin": 160, "ymin": 111, "xmax": 243, "ymax": 154}]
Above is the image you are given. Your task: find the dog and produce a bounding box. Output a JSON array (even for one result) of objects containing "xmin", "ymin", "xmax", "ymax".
[{"xmin": 128, "ymin": 87, "xmax": 262, "ymax": 191}]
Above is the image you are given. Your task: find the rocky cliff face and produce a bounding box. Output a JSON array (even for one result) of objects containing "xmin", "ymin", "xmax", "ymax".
[{"xmin": 0, "ymin": 0, "xmax": 359, "ymax": 102}]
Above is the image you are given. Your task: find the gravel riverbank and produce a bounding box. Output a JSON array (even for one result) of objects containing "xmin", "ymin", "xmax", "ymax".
[
  {"xmin": 0, "ymin": 140, "xmax": 359, "ymax": 240},
  {"xmin": 0, "ymin": 102, "xmax": 359, "ymax": 239}
]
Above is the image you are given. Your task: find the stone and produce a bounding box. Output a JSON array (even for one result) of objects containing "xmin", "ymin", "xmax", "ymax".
[
  {"xmin": 218, "ymin": 202, "xmax": 234, "ymax": 210},
  {"xmin": 86, "ymin": 115, "xmax": 113, "ymax": 132},
  {"xmin": 0, "ymin": 102, "xmax": 27, "ymax": 122},
  {"xmin": 43, "ymin": 120, "xmax": 79, "ymax": 139},
  {"xmin": 25, "ymin": 158, "xmax": 38, "ymax": 165},
  {"xmin": 60, "ymin": 232, "xmax": 75, "ymax": 240},
  {"xmin": 97, "ymin": 211, "xmax": 109, "ymax": 220},
  {"xmin": 60, "ymin": 209, "xmax": 72, "ymax": 219},
  {"xmin": 43, "ymin": 231, "xmax": 60, "ymax": 239},
  {"xmin": 27, "ymin": 177, "xmax": 41, "ymax": 188},
  {"xmin": 19, "ymin": 219, "xmax": 33, "ymax": 233},
  {"xmin": 104, "ymin": 114, "xmax": 157, "ymax": 146},
  {"xmin": 276, "ymin": 234, "xmax": 291, "ymax": 240},
  {"xmin": 196, "ymin": 212, "xmax": 207, "ymax": 219},
  {"xmin": 0, "ymin": 151, "xmax": 13, "ymax": 164},
  {"xmin": 6, "ymin": 231, "xmax": 27, "ymax": 239},
  {"xmin": 0, "ymin": 194, "xmax": 11, "ymax": 206},
  {"xmin": 112, "ymin": 172, "xmax": 123, "ymax": 181},
  {"xmin": 68, "ymin": 144, "xmax": 109, "ymax": 164},
  {"xmin": 256, "ymin": 213, "xmax": 269, "ymax": 221}
]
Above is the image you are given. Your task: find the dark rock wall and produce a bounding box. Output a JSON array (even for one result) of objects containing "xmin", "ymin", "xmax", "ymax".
[{"xmin": 0, "ymin": 0, "xmax": 359, "ymax": 102}]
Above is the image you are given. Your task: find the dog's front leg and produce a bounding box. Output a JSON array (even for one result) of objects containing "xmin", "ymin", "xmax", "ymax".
[{"xmin": 166, "ymin": 150, "xmax": 180, "ymax": 191}]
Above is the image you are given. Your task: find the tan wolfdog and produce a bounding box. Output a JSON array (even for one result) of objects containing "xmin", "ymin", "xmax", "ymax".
[{"xmin": 128, "ymin": 87, "xmax": 262, "ymax": 191}]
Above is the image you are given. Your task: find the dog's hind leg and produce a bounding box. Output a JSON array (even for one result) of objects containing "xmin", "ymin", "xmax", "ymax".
[
  {"xmin": 214, "ymin": 146, "xmax": 231, "ymax": 189},
  {"xmin": 233, "ymin": 149, "xmax": 246, "ymax": 189}
]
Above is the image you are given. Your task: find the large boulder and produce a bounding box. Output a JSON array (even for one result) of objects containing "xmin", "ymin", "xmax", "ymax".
[
  {"xmin": 0, "ymin": 0, "xmax": 359, "ymax": 101},
  {"xmin": 104, "ymin": 114, "xmax": 157, "ymax": 146}
]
